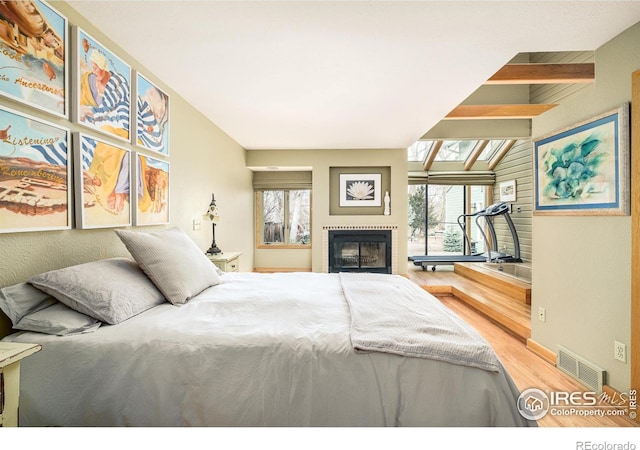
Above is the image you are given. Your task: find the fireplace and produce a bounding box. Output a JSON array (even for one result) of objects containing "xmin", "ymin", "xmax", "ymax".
[{"xmin": 328, "ymin": 229, "xmax": 392, "ymax": 274}]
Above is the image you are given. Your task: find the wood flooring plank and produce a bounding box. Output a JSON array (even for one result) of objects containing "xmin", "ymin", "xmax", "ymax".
[{"xmin": 434, "ymin": 294, "xmax": 636, "ymax": 427}]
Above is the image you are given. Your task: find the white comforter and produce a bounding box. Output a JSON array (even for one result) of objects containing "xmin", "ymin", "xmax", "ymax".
[{"xmin": 4, "ymin": 272, "xmax": 533, "ymax": 427}]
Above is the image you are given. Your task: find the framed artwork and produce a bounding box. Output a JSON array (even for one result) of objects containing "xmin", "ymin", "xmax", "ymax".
[
  {"xmin": 133, "ymin": 152, "xmax": 169, "ymax": 226},
  {"xmin": 0, "ymin": 105, "xmax": 70, "ymax": 233},
  {"xmin": 73, "ymin": 133, "xmax": 131, "ymax": 229},
  {"xmin": 72, "ymin": 27, "xmax": 131, "ymax": 142},
  {"xmin": 339, "ymin": 173, "xmax": 381, "ymax": 207},
  {"xmin": 134, "ymin": 72, "xmax": 169, "ymax": 155},
  {"xmin": 499, "ymin": 179, "xmax": 516, "ymax": 202},
  {"xmin": 0, "ymin": 0, "xmax": 68, "ymax": 118},
  {"xmin": 533, "ymin": 104, "xmax": 629, "ymax": 216}
]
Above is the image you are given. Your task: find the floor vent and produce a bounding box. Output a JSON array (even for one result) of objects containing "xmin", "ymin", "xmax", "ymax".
[{"xmin": 557, "ymin": 346, "xmax": 605, "ymax": 392}]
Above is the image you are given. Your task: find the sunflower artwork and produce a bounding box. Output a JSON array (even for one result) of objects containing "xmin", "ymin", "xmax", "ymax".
[{"xmin": 339, "ymin": 173, "xmax": 381, "ymax": 207}]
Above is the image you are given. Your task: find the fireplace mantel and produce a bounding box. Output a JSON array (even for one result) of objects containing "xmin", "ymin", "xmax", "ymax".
[{"xmin": 322, "ymin": 225, "xmax": 398, "ymax": 274}]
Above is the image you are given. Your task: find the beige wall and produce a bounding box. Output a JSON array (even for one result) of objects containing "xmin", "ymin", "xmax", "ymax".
[
  {"xmin": 247, "ymin": 149, "xmax": 408, "ymax": 273},
  {"xmin": 530, "ymin": 21, "xmax": 640, "ymax": 391},
  {"xmin": 0, "ymin": 3, "xmax": 254, "ymax": 293}
]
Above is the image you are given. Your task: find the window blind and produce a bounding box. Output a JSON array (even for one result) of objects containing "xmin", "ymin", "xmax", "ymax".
[
  {"xmin": 408, "ymin": 171, "xmax": 495, "ymax": 186},
  {"xmin": 252, "ymin": 171, "xmax": 312, "ymax": 190}
]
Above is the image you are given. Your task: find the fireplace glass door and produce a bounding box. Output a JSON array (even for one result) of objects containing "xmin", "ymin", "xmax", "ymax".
[{"xmin": 329, "ymin": 230, "xmax": 391, "ymax": 273}]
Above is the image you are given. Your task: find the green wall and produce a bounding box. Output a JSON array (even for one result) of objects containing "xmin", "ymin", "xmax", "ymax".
[
  {"xmin": 247, "ymin": 148, "xmax": 408, "ymax": 272},
  {"xmin": 530, "ymin": 21, "xmax": 639, "ymax": 392}
]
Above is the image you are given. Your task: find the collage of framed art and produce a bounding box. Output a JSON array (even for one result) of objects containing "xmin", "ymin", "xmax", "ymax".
[{"xmin": 0, "ymin": 1, "xmax": 170, "ymax": 233}]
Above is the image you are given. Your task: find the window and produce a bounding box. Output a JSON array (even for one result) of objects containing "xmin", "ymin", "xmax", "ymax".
[
  {"xmin": 408, "ymin": 184, "xmax": 488, "ymax": 257},
  {"xmin": 256, "ymin": 190, "xmax": 311, "ymax": 248}
]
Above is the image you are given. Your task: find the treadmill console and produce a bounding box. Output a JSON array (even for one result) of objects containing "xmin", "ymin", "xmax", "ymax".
[{"xmin": 484, "ymin": 202, "xmax": 509, "ymax": 216}]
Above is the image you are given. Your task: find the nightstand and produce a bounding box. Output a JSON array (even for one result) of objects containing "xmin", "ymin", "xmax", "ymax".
[
  {"xmin": 207, "ymin": 251, "xmax": 241, "ymax": 272},
  {"xmin": 0, "ymin": 342, "xmax": 41, "ymax": 427}
]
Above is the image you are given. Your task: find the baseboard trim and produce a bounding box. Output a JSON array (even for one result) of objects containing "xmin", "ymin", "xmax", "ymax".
[
  {"xmin": 253, "ymin": 267, "xmax": 312, "ymax": 273},
  {"xmin": 526, "ymin": 338, "xmax": 557, "ymax": 365}
]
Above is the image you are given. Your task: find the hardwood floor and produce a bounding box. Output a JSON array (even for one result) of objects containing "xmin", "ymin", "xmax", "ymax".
[{"xmin": 406, "ymin": 264, "xmax": 636, "ymax": 427}]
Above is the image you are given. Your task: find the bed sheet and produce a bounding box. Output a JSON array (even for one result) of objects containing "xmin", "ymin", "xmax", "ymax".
[{"xmin": 3, "ymin": 272, "xmax": 533, "ymax": 426}]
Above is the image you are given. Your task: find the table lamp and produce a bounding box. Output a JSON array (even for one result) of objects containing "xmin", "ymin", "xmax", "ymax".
[{"xmin": 203, "ymin": 193, "xmax": 221, "ymax": 254}]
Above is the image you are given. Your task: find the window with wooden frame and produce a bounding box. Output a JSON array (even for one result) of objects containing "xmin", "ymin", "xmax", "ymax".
[
  {"xmin": 255, "ymin": 190, "xmax": 311, "ymax": 248},
  {"xmin": 253, "ymin": 170, "xmax": 312, "ymax": 249}
]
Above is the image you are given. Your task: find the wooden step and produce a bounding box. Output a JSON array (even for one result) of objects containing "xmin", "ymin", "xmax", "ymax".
[
  {"xmin": 406, "ymin": 264, "xmax": 531, "ymax": 341},
  {"xmin": 449, "ymin": 281, "xmax": 531, "ymax": 341},
  {"xmin": 454, "ymin": 262, "xmax": 531, "ymax": 304}
]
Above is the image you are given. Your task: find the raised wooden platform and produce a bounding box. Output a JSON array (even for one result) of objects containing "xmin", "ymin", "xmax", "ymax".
[
  {"xmin": 406, "ymin": 263, "xmax": 531, "ymax": 341},
  {"xmin": 454, "ymin": 262, "xmax": 531, "ymax": 304}
]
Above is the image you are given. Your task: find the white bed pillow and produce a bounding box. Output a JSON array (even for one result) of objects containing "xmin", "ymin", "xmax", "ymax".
[
  {"xmin": 29, "ymin": 258, "xmax": 166, "ymax": 325},
  {"xmin": 0, "ymin": 282, "xmax": 100, "ymax": 335},
  {"xmin": 115, "ymin": 227, "xmax": 220, "ymax": 305}
]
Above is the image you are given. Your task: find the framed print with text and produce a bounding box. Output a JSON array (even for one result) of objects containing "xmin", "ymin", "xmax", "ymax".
[
  {"xmin": 0, "ymin": 0, "xmax": 68, "ymax": 118},
  {"xmin": 0, "ymin": 105, "xmax": 70, "ymax": 232}
]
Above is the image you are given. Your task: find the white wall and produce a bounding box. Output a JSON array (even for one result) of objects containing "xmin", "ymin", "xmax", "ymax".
[{"xmin": 531, "ymin": 21, "xmax": 640, "ymax": 392}]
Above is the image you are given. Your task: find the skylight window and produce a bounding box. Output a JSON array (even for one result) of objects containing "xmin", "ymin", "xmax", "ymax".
[
  {"xmin": 434, "ymin": 140, "xmax": 477, "ymax": 162},
  {"xmin": 478, "ymin": 140, "xmax": 506, "ymax": 161},
  {"xmin": 407, "ymin": 141, "xmax": 433, "ymax": 162}
]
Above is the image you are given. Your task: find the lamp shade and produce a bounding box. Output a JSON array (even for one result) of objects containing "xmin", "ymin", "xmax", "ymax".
[{"xmin": 203, "ymin": 194, "xmax": 220, "ymax": 223}]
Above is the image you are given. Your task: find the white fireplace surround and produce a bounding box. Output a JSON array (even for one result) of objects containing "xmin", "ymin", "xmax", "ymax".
[{"xmin": 322, "ymin": 225, "xmax": 399, "ymax": 274}]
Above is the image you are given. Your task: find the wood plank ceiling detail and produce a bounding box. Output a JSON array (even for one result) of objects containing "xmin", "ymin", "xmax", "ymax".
[
  {"xmin": 485, "ymin": 63, "xmax": 595, "ymax": 85},
  {"xmin": 445, "ymin": 62, "xmax": 595, "ymax": 121},
  {"xmin": 446, "ymin": 103, "xmax": 558, "ymax": 120},
  {"xmin": 419, "ymin": 61, "xmax": 596, "ymax": 171}
]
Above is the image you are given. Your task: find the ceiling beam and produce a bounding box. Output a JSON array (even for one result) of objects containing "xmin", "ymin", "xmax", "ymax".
[
  {"xmin": 445, "ymin": 104, "xmax": 557, "ymax": 120},
  {"xmin": 464, "ymin": 140, "xmax": 489, "ymax": 171},
  {"xmin": 421, "ymin": 119, "xmax": 530, "ymax": 140},
  {"xmin": 485, "ymin": 63, "xmax": 595, "ymax": 85},
  {"xmin": 423, "ymin": 140, "xmax": 442, "ymax": 171},
  {"xmin": 488, "ymin": 140, "xmax": 517, "ymax": 170}
]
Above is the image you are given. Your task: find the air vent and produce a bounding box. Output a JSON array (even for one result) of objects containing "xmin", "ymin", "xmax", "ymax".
[{"xmin": 557, "ymin": 346, "xmax": 605, "ymax": 392}]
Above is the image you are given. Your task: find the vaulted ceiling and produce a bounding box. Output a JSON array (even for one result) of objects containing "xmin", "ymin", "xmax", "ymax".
[
  {"xmin": 67, "ymin": 1, "xmax": 640, "ymax": 150},
  {"xmin": 414, "ymin": 55, "xmax": 595, "ymax": 169}
]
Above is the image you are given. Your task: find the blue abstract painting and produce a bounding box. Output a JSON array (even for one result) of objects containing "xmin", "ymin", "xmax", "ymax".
[{"xmin": 534, "ymin": 105, "xmax": 629, "ymax": 215}]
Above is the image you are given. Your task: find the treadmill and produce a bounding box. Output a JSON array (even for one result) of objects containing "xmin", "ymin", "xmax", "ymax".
[{"xmin": 409, "ymin": 201, "xmax": 522, "ymax": 271}]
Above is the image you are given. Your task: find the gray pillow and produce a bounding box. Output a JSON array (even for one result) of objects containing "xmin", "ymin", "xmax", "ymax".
[
  {"xmin": 29, "ymin": 258, "xmax": 166, "ymax": 325},
  {"xmin": 115, "ymin": 227, "xmax": 220, "ymax": 305},
  {"xmin": 0, "ymin": 282, "xmax": 55, "ymax": 324},
  {"xmin": 15, "ymin": 303, "xmax": 101, "ymax": 336},
  {"xmin": 0, "ymin": 282, "xmax": 100, "ymax": 335}
]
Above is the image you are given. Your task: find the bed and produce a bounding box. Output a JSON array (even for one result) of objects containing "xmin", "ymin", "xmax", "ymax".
[{"xmin": 0, "ymin": 228, "xmax": 534, "ymax": 427}]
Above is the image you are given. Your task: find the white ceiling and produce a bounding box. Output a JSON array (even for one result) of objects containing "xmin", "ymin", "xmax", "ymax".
[{"xmin": 67, "ymin": 1, "xmax": 640, "ymax": 150}]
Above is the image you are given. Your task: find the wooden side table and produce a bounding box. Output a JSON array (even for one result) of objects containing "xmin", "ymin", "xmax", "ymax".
[
  {"xmin": 207, "ymin": 252, "xmax": 241, "ymax": 273},
  {"xmin": 0, "ymin": 342, "xmax": 41, "ymax": 427}
]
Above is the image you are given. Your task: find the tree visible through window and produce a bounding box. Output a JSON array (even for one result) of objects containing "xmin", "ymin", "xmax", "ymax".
[
  {"xmin": 258, "ymin": 190, "xmax": 311, "ymax": 247},
  {"xmin": 407, "ymin": 184, "xmax": 486, "ymax": 257}
]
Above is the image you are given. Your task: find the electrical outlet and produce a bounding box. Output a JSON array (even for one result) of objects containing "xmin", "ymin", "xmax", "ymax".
[
  {"xmin": 538, "ymin": 307, "xmax": 546, "ymax": 322},
  {"xmin": 193, "ymin": 218, "xmax": 201, "ymax": 231},
  {"xmin": 614, "ymin": 341, "xmax": 626, "ymax": 363}
]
